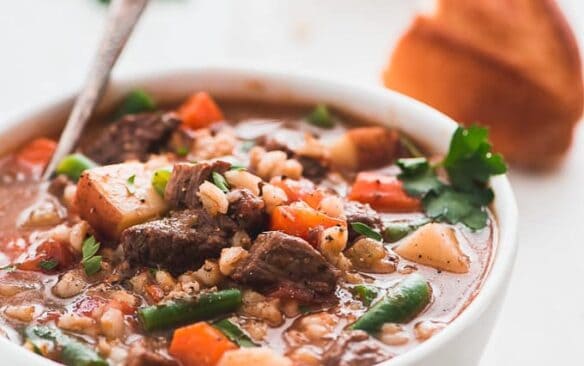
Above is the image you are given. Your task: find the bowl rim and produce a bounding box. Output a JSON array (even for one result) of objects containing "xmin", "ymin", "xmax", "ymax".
[{"xmin": 0, "ymin": 66, "xmax": 518, "ymax": 366}]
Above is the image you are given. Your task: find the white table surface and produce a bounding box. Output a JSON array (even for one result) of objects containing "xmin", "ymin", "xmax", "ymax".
[{"xmin": 0, "ymin": 1, "xmax": 583, "ymax": 364}]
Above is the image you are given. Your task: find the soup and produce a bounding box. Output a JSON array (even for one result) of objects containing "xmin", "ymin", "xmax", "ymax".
[{"xmin": 0, "ymin": 90, "xmax": 503, "ymax": 366}]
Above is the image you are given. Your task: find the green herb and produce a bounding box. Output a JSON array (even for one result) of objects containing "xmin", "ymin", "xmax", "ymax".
[
  {"xmin": 396, "ymin": 126, "xmax": 507, "ymax": 230},
  {"xmin": 113, "ymin": 90, "xmax": 156, "ymax": 119},
  {"xmin": 307, "ymin": 104, "xmax": 334, "ymax": 128},
  {"xmin": 176, "ymin": 146, "xmax": 189, "ymax": 157},
  {"xmin": 0, "ymin": 264, "xmax": 15, "ymax": 271},
  {"xmin": 213, "ymin": 319, "xmax": 257, "ymax": 347},
  {"xmin": 212, "ymin": 172, "xmax": 230, "ymax": 193},
  {"xmin": 350, "ymin": 285, "xmax": 378, "ymax": 306},
  {"xmin": 126, "ymin": 174, "xmax": 136, "ymax": 195},
  {"xmin": 350, "ymin": 222, "xmax": 382, "ymax": 241},
  {"xmin": 39, "ymin": 259, "xmax": 58, "ymax": 271},
  {"xmin": 383, "ymin": 218, "xmax": 430, "ymax": 243},
  {"xmin": 152, "ymin": 168, "xmax": 172, "ymax": 197},
  {"xmin": 229, "ymin": 164, "xmax": 246, "ymax": 171},
  {"xmin": 82, "ymin": 236, "xmax": 102, "ymax": 276}
]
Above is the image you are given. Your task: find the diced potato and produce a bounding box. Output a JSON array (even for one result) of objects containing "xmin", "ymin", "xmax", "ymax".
[
  {"xmin": 394, "ymin": 223, "xmax": 470, "ymax": 273},
  {"xmin": 329, "ymin": 127, "xmax": 400, "ymax": 170},
  {"xmin": 76, "ymin": 162, "xmax": 168, "ymax": 240}
]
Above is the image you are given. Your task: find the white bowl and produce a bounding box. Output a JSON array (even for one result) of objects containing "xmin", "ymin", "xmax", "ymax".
[{"xmin": 0, "ymin": 67, "xmax": 518, "ymax": 366}]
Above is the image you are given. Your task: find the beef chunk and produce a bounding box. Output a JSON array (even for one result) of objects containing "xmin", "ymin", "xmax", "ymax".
[
  {"xmin": 121, "ymin": 209, "xmax": 237, "ymax": 274},
  {"xmin": 297, "ymin": 156, "xmax": 329, "ymax": 181},
  {"xmin": 126, "ymin": 343, "xmax": 178, "ymax": 366},
  {"xmin": 84, "ymin": 112, "xmax": 180, "ymax": 165},
  {"xmin": 231, "ymin": 231, "xmax": 339, "ymax": 302},
  {"xmin": 164, "ymin": 160, "xmax": 231, "ymax": 209},
  {"xmin": 227, "ymin": 189, "xmax": 267, "ymax": 234},
  {"xmin": 344, "ymin": 201, "xmax": 383, "ymax": 241},
  {"xmin": 322, "ymin": 331, "xmax": 393, "ymax": 366}
]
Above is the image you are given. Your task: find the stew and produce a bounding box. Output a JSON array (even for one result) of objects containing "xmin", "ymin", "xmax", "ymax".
[{"xmin": 0, "ymin": 90, "xmax": 505, "ymax": 366}]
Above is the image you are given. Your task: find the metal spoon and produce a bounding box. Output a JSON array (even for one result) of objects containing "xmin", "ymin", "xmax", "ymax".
[{"xmin": 42, "ymin": 0, "xmax": 149, "ymax": 180}]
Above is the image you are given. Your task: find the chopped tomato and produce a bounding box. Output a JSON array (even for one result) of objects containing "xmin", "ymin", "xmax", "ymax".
[
  {"xmin": 16, "ymin": 138, "xmax": 57, "ymax": 169},
  {"xmin": 270, "ymin": 176, "xmax": 325, "ymax": 209},
  {"xmin": 169, "ymin": 322, "xmax": 237, "ymax": 366},
  {"xmin": 270, "ymin": 202, "xmax": 346, "ymax": 243},
  {"xmin": 17, "ymin": 240, "xmax": 75, "ymax": 272},
  {"xmin": 108, "ymin": 299, "xmax": 136, "ymax": 315},
  {"xmin": 348, "ymin": 172, "xmax": 421, "ymax": 212},
  {"xmin": 177, "ymin": 92, "xmax": 224, "ymax": 129},
  {"xmin": 145, "ymin": 284, "xmax": 165, "ymax": 303}
]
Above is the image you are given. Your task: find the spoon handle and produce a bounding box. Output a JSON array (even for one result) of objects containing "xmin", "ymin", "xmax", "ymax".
[{"xmin": 43, "ymin": 0, "xmax": 149, "ymax": 180}]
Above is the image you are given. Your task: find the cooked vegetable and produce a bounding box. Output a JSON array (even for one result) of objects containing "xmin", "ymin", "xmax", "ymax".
[
  {"xmin": 113, "ymin": 90, "xmax": 156, "ymax": 119},
  {"xmin": 348, "ymin": 172, "xmax": 422, "ymax": 212},
  {"xmin": 16, "ymin": 137, "xmax": 57, "ymax": 169},
  {"xmin": 138, "ymin": 289, "xmax": 242, "ymax": 331},
  {"xmin": 39, "ymin": 259, "xmax": 58, "ymax": 271},
  {"xmin": 213, "ymin": 319, "xmax": 257, "ymax": 347},
  {"xmin": 125, "ymin": 174, "xmax": 136, "ymax": 194},
  {"xmin": 55, "ymin": 154, "xmax": 97, "ymax": 181},
  {"xmin": 397, "ymin": 126, "xmax": 507, "ymax": 230},
  {"xmin": 329, "ymin": 127, "xmax": 400, "ymax": 170},
  {"xmin": 350, "ymin": 285, "xmax": 378, "ymax": 306},
  {"xmin": 383, "ymin": 218, "xmax": 430, "ymax": 242},
  {"xmin": 25, "ymin": 325, "xmax": 107, "ymax": 366},
  {"xmin": 152, "ymin": 167, "xmax": 172, "ymax": 196},
  {"xmin": 351, "ymin": 274, "xmax": 431, "ymax": 333},
  {"xmin": 76, "ymin": 162, "xmax": 168, "ymax": 239},
  {"xmin": 18, "ymin": 240, "xmax": 75, "ymax": 272},
  {"xmin": 170, "ymin": 322, "xmax": 238, "ymax": 366},
  {"xmin": 350, "ymin": 222, "xmax": 382, "ymax": 241},
  {"xmin": 270, "ymin": 177, "xmax": 324, "ymax": 209},
  {"xmin": 178, "ymin": 92, "xmax": 224, "ymax": 129},
  {"xmin": 81, "ymin": 236, "xmax": 102, "ymax": 276},
  {"xmin": 270, "ymin": 202, "xmax": 346, "ymax": 242},
  {"xmin": 394, "ymin": 223, "xmax": 470, "ymax": 273},
  {"xmin": 213, "ymin": 172, "xmax": 230, "ymax": 193},
  {"xmin": 307, "ymin": 104, "xmax": 334, "ymax": 128}
]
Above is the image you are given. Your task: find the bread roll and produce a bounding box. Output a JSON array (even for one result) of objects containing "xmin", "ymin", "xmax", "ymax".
[{"xmin": 384, "ymin": 0, "xmax": 583, "ymax": 169}]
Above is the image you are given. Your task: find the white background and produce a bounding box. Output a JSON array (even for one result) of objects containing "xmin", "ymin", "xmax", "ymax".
[{"xmin": 0, "ymin": 1, "xmax": 583, "ymax": 364}]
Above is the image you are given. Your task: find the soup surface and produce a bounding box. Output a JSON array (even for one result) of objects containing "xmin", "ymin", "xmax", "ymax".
[{"xmin": 0, "ymin": 92, "xmax": 498, "ymax": 366}]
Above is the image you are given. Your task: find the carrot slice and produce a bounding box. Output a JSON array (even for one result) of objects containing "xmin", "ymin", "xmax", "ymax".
[
  {"xmin": 178, "ymin": 92, "xmax": 224, "ymax": 129},
  {"xmin": 270, "ymin": 177, "xmax": 325, "ymax": 209},
  {"xmin": 16, "ymin": 137, "xmax": 57, "ymax": 169},
  {"xmin": 270, "ymin": 202, "xmax": 346, "ymax": 243},
  {"xmin": 348, "ymin": 172, "xmax": 421, "ymax": 212},
  {"xmin": 169, "ymin": 322, "xmax": 237, "ymax": 366}
]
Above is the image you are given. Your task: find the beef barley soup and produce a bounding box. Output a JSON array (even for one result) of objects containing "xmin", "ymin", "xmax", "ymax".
[{"xmin": 0, "ymin": 90, "xmax": 506, "ymax": 366}]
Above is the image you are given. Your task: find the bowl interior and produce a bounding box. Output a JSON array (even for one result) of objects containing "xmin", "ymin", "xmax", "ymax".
[{"xmin": 0, "ymin": 67, "xmax": 518, "ymax": 366}]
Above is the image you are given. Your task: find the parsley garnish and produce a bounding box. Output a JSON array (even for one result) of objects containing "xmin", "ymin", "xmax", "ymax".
[
  {"xmin": 39, "ymin": 259, "xmax": 58, "ymax": 271},
  {"xmin": 82, "ymin": 236, "xmax": 102, "ymax": 276},
  {"xmin": 397, "ymin": 126, "xmax": 507, "ymax": 230},
  {"xmin": 307, "ymin": 104, "xmax": 334, "ymax": 128},
  {"xmin": 350, "ymin": 285, "xmax": 378, "ymax": 306},
  {"xmin": 350, "ymin": 222, "xmax": 382, "ymax": 241},
  {"xmin": 126, "ymin": 174, "xmax": 136, "ymax": 195},
  {"xmin": 212, "ymin": 172, "xmax": 230, "ymax": 193}
]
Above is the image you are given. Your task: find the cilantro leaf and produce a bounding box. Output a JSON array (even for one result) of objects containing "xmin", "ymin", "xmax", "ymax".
[
  {"xmin": 212, "ymin": 172, "xmax": 230, "ymax": 193},
  {"xmin": 82, "ymin": 236, "xmax": 102, "ymax": 276},
  {"xmin": 39, "ymin": 259, "xmax": 58, "ymax": 271},
  {"xmin": 82, "ymin": 236, "xmax": 99, "ymax": 261},
  {"xmin": 350, "ymin": 222, "xmax": 382, "ymax": 241},
  {"xmin": 398, "ymin": 158, "xmax": 444, "ymax": 197}
]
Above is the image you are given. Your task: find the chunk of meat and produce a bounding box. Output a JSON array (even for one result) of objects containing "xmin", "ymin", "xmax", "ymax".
[
  {"xmin": 84, "ymin": 112, "xmax": 180, "ymax": 165},
  {"xmin": 76, "ymin": 162, "xmax": 168, "ymax": 241},
  {"xmin": 297, "ymin": 156, "xmax": 329, "ymax": 181},
  {"xmin": 164, "ymin": 161, "xmax": 231, "ymax": 209},
  {"xmin": 344, "ymin": 201, "xmax": 383, "ymax": 241},
  {"xmin": 227, "ymin": 189, "xmax": 267, "ymax": 235},
  {"xmin": 322, "ymin": 331, "xmax": 393, "ymax": 366},
  {"xmin": 329, "ymin": 127, "xmax": 401, "ymax": 170},
  {"xmin": 121, "ymin": 209, "xmax": 238, "ymax": 274},
  {"xmin": 126, "ymin": 342, "xmax": 179, "ymax": 366},
  {"xmin": 231, "ymin": 231, "xmax": 339, "ymax": 303}
]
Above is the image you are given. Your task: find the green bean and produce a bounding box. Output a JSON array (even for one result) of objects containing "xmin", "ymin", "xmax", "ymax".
[
  {"xmin": 55, "ymin": 154, "xmax": 97, "ymax": 181},
  {"xmin": 151, "ymin": 167, "xmax": 172, "ymax": 197},
  {"xmin": 351, "ymin": 274, "xmax": 431, "ymax": 333},
  {"xmin": 213, "ymin": 319, "xmax": 257, "ymax": 347},
  {"xmin": 349, "ymin": 284, "xmax": 379, "ymax": 306},
  {"xmin": 383, "ymin": 218, "xmax": 430, "ymax": 243},
  {"xmin": 138, "ymin": 289, "xmax": 242, "ymax": 331},
  {"xmin": 113, "ymin": 90, "xmax": 156, "ymax": 119}
]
